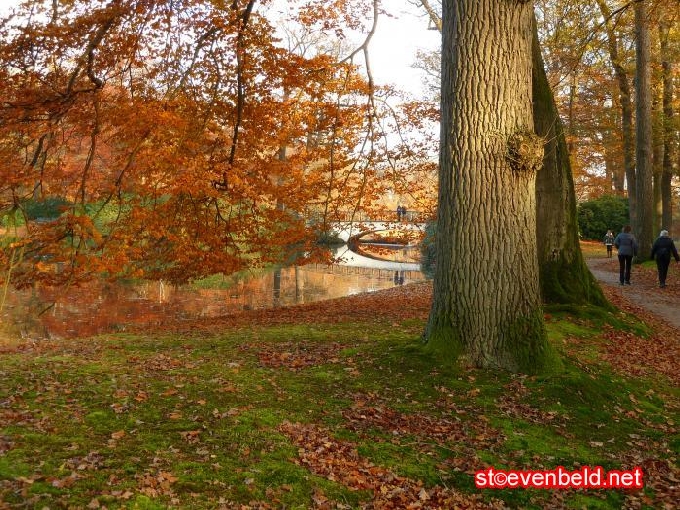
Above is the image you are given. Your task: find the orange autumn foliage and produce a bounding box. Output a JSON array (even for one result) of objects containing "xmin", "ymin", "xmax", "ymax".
[{"xmin": 0, "ymin": 0, "xmax": 438, "ymax": 287}]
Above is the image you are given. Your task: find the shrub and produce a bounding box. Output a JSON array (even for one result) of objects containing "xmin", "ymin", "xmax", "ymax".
[
  {"xmin": 22, "ymin": 196, "xmax": 70, "ymax": 220},
  {"xmin": 577, "ymin": 195, "xmax": 629, "ymax": 240}
]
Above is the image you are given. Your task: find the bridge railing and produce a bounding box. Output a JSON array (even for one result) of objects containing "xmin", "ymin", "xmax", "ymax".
[
  {"xmin": 332, "ymin": 210, "xmax": 427, "ymax": 223},
  {"xmin": 307, "ymin": 263, "xmax": 423, "ymax": 280}
]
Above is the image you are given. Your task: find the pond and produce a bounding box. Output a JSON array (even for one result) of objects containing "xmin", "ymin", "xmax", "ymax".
[{"xmin": 0, "ymin": 244, "xmax": 424, "ymax": 341}]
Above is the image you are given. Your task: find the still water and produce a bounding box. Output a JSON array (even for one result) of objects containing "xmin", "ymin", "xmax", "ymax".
[{"xmin": 1, "ymin": 244, "xmax": 424, "ymax": 340}]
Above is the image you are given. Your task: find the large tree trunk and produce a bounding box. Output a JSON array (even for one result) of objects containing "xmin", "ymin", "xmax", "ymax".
[
  {"xmin": 425, "ymin": 0, "xmax": 551, "ymax": 373},
  {"xmin": 634, "ymin": 1, "xmax": 654, "ymax": 260},
  {"xmin": 532, "ymin": 18, "xmax": 607, "ymax": 307},
  {"xmin": 596, "ymin": 0, "xmax": 636, "ymax": 226},
  {"xmin": 416, "ymin": 2, "xmax": 607, "ymax": 308}
]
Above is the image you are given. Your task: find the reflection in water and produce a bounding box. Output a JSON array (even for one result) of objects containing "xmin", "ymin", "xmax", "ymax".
[
  {"xmin": 273, "ymin": 268, "xmax": 282, "ymax": 305},
  {"xmin": 159, "ymin": 280, "xmax": 166, "ymax": 303},
  {"xmin": 359, "ymin": 243, "xmax": 420, "ymax": 264},
  {"xmin": 1, "ymin": 244, "xmax": 423, "ymax": 340}
]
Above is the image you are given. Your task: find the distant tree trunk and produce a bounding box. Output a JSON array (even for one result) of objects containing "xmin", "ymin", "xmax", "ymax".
[
  {"xmin": 425, "ymin": 0, "xmax": 552, "ymax": 373},
  {"xmin": 596, "ymin": 0, "xmax": 636, "ymax": 225},
  {"xmin": 532, "ymin": 18, "xmax": 607, "ymax": 307},
  {"xmin": 295, "ymin": 265, "xmax": 304, "ymax": 303},
  {"xmin": 273, "ymin": 267, "xmax": 281, "ymax": 306},
  {"xmin": 634, "ymin": 1, "xmax": 654, "ymax": 260},
  {"xmin": 567, "ymin": 73, "xmax": 578, "ymax": 156},
  {"xmin": 653, "ymin": 94, "xmax": 664, "ymax": 235},
  {"xmin": 604, "ymin": 127, "xmax": 625, "ymax": 194},
  {"xmin": 651, "ymin": 19, "xmax": 664, "ymax": 235},
  {"xmin": 659, "ymin": 18, "xmax": 676, "ymax": 231}
]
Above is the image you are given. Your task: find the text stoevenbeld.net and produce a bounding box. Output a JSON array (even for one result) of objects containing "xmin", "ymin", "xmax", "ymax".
[{"xmin": 475, "ymin": 466, "xmax": 643, "ymax": 489}]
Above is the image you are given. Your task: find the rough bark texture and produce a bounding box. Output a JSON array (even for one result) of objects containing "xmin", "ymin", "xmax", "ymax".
[
  {"xmin": 532, "ymin": 20, "xmax": 607, "ymax": 307},
  {"xmin": 425, "ymin": 0, "xmax": 551, "ymax": 373},
  {"xmin": 634, "ymin": 1, "xmax": 654, "ymax": 260}
]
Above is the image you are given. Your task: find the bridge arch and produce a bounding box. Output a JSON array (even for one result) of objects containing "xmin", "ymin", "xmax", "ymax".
[{"xmin": 330, "ymin": 221, "xmax": 426, "ymax": 243}]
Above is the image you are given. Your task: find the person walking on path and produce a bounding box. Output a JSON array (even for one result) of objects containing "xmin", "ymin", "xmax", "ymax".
[
  {"xmin": 650, "ymin": 230, "xmax": 680, "ymax": 288},
  {"xmin": 614, "ymin": 225, "xmax": 638, "ymax": 285},
  {"xmin": 603, "ymin": 230, "xmax": 615, "ymax": 258}
]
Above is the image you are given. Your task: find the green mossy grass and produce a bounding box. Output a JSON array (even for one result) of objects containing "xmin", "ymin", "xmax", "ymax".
[{"xmin": 0, "ymin": 306, "xmax": 677, "ymax": 508}]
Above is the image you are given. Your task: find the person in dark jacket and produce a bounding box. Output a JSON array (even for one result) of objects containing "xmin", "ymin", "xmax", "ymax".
[
  {"xmin": 613, "ymin": 225, "xmax": 638, "ymax": 285},
  {"xmin": 650, "ymin": 230, "xmax": 680, "ymax": 288}
]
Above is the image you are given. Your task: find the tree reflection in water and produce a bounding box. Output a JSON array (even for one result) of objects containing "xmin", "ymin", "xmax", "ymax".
[{"xmin": 1, "ymin": 251, "xmax": 423, "ymax": 341}]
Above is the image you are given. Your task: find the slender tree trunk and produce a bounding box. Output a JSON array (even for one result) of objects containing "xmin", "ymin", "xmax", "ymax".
[
  {"xmin": 273, "ymin": 268, "xmax": 281, "ymax": 306},
  {"xmin": 651, "ymin": 23, "xmax": 664, "ymax": 235},
  {"xmin": 425, "ymin": 0, "xmax": 551, "ymax": 373},
  {"xmin": 605, "ymin": 104, "xmax": 625, "ymax": 194},
  {"xmin": 659, "ymin": 18, "xmax": 676, "ymax": 231},
  {"xmin": 596, "ymin": 0, "xmax": 636, "ymax": 225},
  {"xmin": 605, "ymin": 127, "xmax": 626, "ymax": 194},
  {"xmin": 635, "ymin": 1, "xmax": 654, "ymax": 260},
  {"xmin": 295, "ymin": 265, "xmax": 304, "ymax": 303},
  {"xmin": 276, "ymin": 143, "xmax": 287, "ymax": 213},
  {"xmin": 653, "ymin": 97, "xmax": 664, "ymax": 235},
  {"xmin": 567, "ymin": 73, "xmax": 578, "ymax": 156},
  {"xmin": 532, "ymin": 18, "xmax": 607, "ymax": 307}
]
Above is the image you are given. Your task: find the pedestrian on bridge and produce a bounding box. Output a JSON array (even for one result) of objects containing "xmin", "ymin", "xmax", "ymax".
[{"xmin": 396, "ymin": 205, "xmax": 403, "ymax": 221}]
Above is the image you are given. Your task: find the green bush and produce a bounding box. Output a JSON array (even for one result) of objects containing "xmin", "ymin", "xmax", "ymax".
[
  {"xmin": 577, "ymin": 195, "xmax": 629, "ymax": 241},
  {"xmin": 22, "ymin": 196, "xmax": 71, "ymax": 220}
]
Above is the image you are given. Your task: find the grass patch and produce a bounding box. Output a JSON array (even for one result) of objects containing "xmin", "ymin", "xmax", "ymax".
[
  {"xmin": 0, "ymin": 309, "xmax": 677, "ymax": 508},
  {"xmin": 545, "ymin": 303, "xmax": 652, "ymax": 338}
]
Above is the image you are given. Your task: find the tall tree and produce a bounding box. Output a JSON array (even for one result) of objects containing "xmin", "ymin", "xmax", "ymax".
[
  {"xmin": 415, "ymin": 1, "xmax": 605, "ymax": 307},
  {"xmin": 659, "ymin": 12, "xmax": 677, "ymax": 232},
  {"xmin": 532, "ymin": 16, "xmax": 606, "ymax": 306},
  {"xmin": 424, "ymin": 0, "xmax": 552, "ymax": 372},
  {"xmin": 596, "ymin": 0, "xmax": 636, "ymax": 202},
  {"xmin": 634, "ymin": 0, "xmax": 654, "ymax": 259}
]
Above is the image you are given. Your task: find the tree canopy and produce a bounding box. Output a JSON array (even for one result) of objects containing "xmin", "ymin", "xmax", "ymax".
[{"xmin": 0, "ymin": 0, "xmax": 438, "ymax": 287}]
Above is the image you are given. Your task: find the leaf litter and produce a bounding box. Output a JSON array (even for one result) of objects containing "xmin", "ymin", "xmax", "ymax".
[{"xmin": 1, "ymin": 258, "xmax": 679, "ymax": 508}]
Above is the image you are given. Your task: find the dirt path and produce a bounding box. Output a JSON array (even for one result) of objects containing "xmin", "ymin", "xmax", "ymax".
[{"xmin": 586, "ymin": 256, "xmax": 680, "ymax": 330}]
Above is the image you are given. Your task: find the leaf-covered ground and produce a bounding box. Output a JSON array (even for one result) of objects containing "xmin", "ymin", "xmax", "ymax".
[
  {"xmin": 582, "ymin": 240, "xmax": 680, "ymax": 385},
  {"xmin": 1, "ymin": 251, "xmax": 678, "ymax": 509}
]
